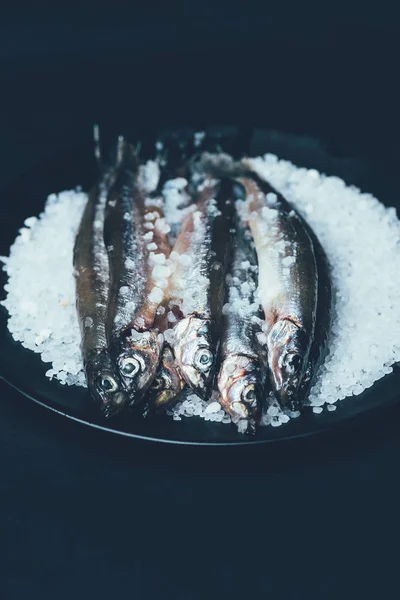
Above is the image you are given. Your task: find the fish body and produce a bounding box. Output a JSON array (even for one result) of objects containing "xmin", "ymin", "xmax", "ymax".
[
  {"xmin": 168, "ymin": 178, "xmax": 235, "ymax": 398},
  {"xmin": 218, "ymin": 217, "xmax": 268, "ymax": 432},
  {"xmin": 236, "ymin": 171, "xmax": 319, "ymax": 410},
  {"xmin": 73, "ymin": 165, "xmax": 129, "ymax": 417},
  {"xmin": 104, "ymin": 142, "xmax": 166, "ymax": 404}
]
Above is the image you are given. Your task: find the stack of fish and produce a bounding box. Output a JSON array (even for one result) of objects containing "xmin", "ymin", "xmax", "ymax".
[{"xmin": 73, "ymin": 128, "xmax": 331, "ymax": 433}]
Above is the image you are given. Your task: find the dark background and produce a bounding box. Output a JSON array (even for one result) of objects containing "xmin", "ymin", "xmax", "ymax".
[{"xmin": 1, "ymin": 3, "xmax": 400, "ymax": 598}]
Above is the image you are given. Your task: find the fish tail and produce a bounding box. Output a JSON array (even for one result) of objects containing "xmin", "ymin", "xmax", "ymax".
[
  {"xmin": 114, "ymin": 135, "xmax": 141, "ymax": 173},
  {"xmin": 93, "ymin": 124, "xmax": 102, "ymax": 165}
]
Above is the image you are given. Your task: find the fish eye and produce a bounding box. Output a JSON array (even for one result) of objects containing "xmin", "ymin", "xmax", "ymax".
[
  {"xmin": 120, "ymin": 357, "xmax": 141, "ymax": 377},
  {"xmin": 96, "ymin": 375, "xmax": 118, "ymax": 393},
  {"xmin": 241, "ymin": 384, "xmax": 257, "ymax": 404},
  {"xmin": 194, "ymin": 348, "xmax": 214, "ymax": 372}
]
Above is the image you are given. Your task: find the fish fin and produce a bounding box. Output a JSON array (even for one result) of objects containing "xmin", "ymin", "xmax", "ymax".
[
  {"xmin": 114, "ymin": 136, "xmax": 141, "ymax": 174},
  {"xmin": 93, "ymin": 124, "xmax": 102, "ymax": 165}
]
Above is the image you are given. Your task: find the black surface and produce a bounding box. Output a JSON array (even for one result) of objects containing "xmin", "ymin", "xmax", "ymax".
[
  {"xmin": 1, "ymin": 133, "xmax": 400, "ymax": 446},
  {"xmin": 1, "ymin": 5, "xmax": 400, "ymax": 599}
]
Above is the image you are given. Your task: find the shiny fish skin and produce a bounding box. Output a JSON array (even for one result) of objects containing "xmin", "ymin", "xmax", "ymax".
[
  {"xmin": 236, "ymin": 171, "xmax": 318, "ymax": 410},
  {"xmin": 146, "ymin": 345, "xmax": 185, "ymax": 414},
  {"xmin": 73, "ymin": 166, "xmax": 129, "ymax": 417},
  {"xmin": 218, "ymin": 217, "xmax": 268, "ymax": 433},
  {"xmin": 298, "ymin": 221, "xmax": 332, "ymax": 397},
  {"xmin": 104, "ymin": 142, "xmax": 164, "ymax": 404},
  {"xmin": 168, "ymin": 178, "xmax": 235, "ymax": 398}
]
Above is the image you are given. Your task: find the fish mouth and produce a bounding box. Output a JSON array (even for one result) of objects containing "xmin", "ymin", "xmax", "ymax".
[
  {"xmin": 101, "ymin": 391, "xmax": 130, "ymax": 418},
  {"xmin": 278, "ymin": 383, "xmax": 302, "ymax": 412},
  {"xmin": 269, "ymin": 348, "xmax": 304, "ymax": 411},
  {"xmin": 218, "ymin": 355, "xmax": 264, "ymax": 430},
  {"xmin": 268, "ymin": 319, "xmax": 309, "ymax": 410},
  {"xmin": 172, "ymin": 316, "xmax": 217, "ymax": 399},
  {"xmin": 178, "ymin": 364, "xmax": 213, "ymax": 399},
  {"xmin": 115, "ymin": 329, "xmax": 162, "ymax": 404},
  {"xmin": 88, "ymin": 377, "xmax": 129, "ymax": 418}
]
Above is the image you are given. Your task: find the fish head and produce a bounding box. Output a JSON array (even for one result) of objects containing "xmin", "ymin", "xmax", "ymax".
[
  {"xmin": 172, "ymin": 316, "xmax": 217, "ymax": 399},
  {"xmin": 147, "ymin": 346, "xmax": 184, "ymax": 412},
  {"xmin": 85, "ymin": 350, "xmax": 129, "ymax": 417},
  {"xmin": 116, "ymin": 329, "xmax": 162, "ymax": 403},
  {"xmin": 268, "ymin": 319, "xmax": 310, "ymax": 411},
  {"xmin": 218, "ymin": 354, "xmax": 264, "ymax": 433}
]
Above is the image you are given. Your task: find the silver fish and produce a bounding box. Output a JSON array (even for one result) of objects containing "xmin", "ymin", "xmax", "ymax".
[
  {"xmin": 104, "ymin": 140, "xmax": 167, "ymax": 405},
  {"xmin": 73, "ymin": 132, "xmax": 129, "ymax": 417},
  {"xmin": 168, "ymin": 178, "xmax": 235, "ymax": 398},
  {"xmin": 218, "ymin": 217, "xmax": 268, "ymax": 433},
  {"xmin": 236, "ymin": 169, "xmax": 319, "ymax": 411}
]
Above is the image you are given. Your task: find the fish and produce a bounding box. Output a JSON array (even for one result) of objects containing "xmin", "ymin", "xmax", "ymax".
[
  {"xmin": 73, "ymin": 130, "xmax": 129, "ymax": 417},
  {"xmin": 235, "ymin": 168, "xmax": 320, "ymax": 411},
  {"xmin": 167, "ymin": 177, "xmax": 235, "ymax": 398},
  {"xmin": 146, "ymin": 345, "xmax": 185, "ymax": 414},
  {"xmin": 143, "ymin": 140, "xmax": 198, "ymax": 414},
  {"xmin": 104, "ymin": 139, "xmax": 169, "ymax": 405},
  {"xmin": 217, "ymin": 216, "xmax": 268, "ymax": 433}
]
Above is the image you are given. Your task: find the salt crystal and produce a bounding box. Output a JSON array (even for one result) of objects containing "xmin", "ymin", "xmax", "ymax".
[
  {"xmin": 143, "ymin": 231, "xmax": 154, "ymax": 241},
  {"xmin": 163, "ymin": 329, "xmax": 176, "ymax": 345},
  {"xmin": 125, "ymin": 257, "xmax": 136, "ymax": 269},
  {"xmin": 178, "ymin": 254, "xmax": 191, "ymax": 266},
  {"xmin": 204, "ymin": 402, "xmax": 221, "ymax": 415},
  {"xmin": 194, "ymin": 131, "xmax": 205, "ymax": 147},
  {"xmin": 256, "ymin": 332, "xmax": 268, "ymax": 346},
  {"xmin": 148, "ymin": 287, "xmax": 164, "ymax": 304},
  {"xmin": 237, "ymin": 420, "xmax": 249, "ymax": 434},
  {"xmin": 155, "ymin": 278, "xmax": 169, "ymax": 289},
  {"xmin": 138, "ymin": 160, "xmax": 160, "ymax": 193},
  {"xmin": 24, "ymin": 217, "xmax": 37, "ymax": 228},
  {"xmin": 147, "ymin": 242, "xmax": 158, "ymax": 251},
  {"xmin": 150, "ymin": 252, "xmax": 167, "ymax": 265},
  {"xmin": 240, "ymin": 281, "xmax": 251, "ymax": 295},
  {"xmin": 282, "ymin": 255, "xmax": 295, "ymax": 267},
  {"xmin": 313, "ymin": 406, "xmax": 323, "ymax": 414},
  {"xmin": 155, "ymin": 217, "xmax": 171, "ymax": 234},
  {"xmin": 152, "ymin": 265, "xmax": 170, "ymax": 280}
]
